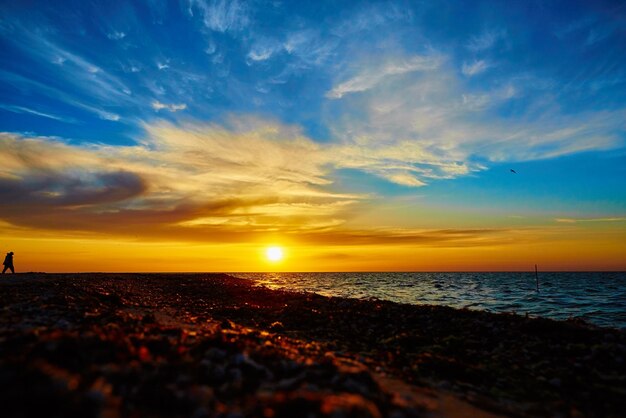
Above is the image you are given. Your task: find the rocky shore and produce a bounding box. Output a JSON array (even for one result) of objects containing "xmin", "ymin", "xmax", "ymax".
[{"xmin": 1, "ymin": 273, "xmax": 624, "ymax": 417}]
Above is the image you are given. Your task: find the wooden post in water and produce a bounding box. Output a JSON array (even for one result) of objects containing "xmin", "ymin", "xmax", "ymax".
[{"xmin": 535, "ymin": 264, "xmax": 539, "ymax": 292}]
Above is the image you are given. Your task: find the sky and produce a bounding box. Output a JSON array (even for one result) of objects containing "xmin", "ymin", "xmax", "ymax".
[{"xmin": 0, "ymin": 0, "xmax": 625, "ymax": 272}]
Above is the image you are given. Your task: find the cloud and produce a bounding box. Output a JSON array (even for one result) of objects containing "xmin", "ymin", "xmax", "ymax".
[
  {"xmin": 299, "ymin": 227, "xmax": 538, "ymax": 247},
  {"xmin": 189, "ymin": 0, "xmax": 249, "ymax": 33},
  {"xmin": 151, "ymin": 101, "xmax": 187, "ymax": 112},
  {"xmin": 1, "ymin": 122, "xmax": 615, "ymax": 249},
  {"xmin": 0, "ymin": 71, "xmax": 121, "ymax": 122},
  {"xmin": 461, "ymin": 84, "xmax": 516, "ymax": 110},
  {"xmin": 107, "ymin": 31, "xmax": 126, "ymax": 40},
  {"xmin": 1, "ymin": 123, "xmax": 523, "ymax": 247},
  {"xmin": 461, "ymin": 59, "xmax": 491, "ymax": 76},
  {"xmin": 585, "ymin": 28, "xmax": 612, "ymax": 46},
  {"xmin": 554, "ymin": 17, "xmax": 595, "ymax": 39},
  {"xmin": 245, "ymin": 30, "xmax": 338, "ymax": 69},
  {"xmin": 283, "ymin": 29, "xmax": 338, "ymax": 67},
  {"xmin": 326, "ymin": 55, "xmax": 443, "ymax": 99},
  {"xmin": 555, "ymin": 217, "xmax": 625, "ymax": 223},
  {"xmin": 247, "ymin": 48, "xmax": 274, "ymax": 62},
  {"xmin": 246, "ymin": 38, "xmax": 283, "ymax": 62},
  {"xmin": 13, "ymin": 34, "xmax": 130, "ymax": 101},
  {"xmin": 0, "ymin": 104, "xmax": 74, "ymax": 123},
  {"xmin": 0, "ymin": 171, "xmax": 146, "ymax": 207},
  {"xmin": 332, "ymin": 2, "xmax": 413, "ymax": 36},
  {"xmin": 98, "ymin": 110, "xmax": 121, "ymax": 121},
  {"xmin": 325, "ymin": 140, "xmax": 475, "ymax": 187},
  {"xmin": 467, "ymin": 29, "xmax": 506, "ymax": 51},
  {"xmin": 205, "ymin": 39, "xmax": 217, "ymax": 54},
  {"xmin": 0, "ymin": 24, "xmax": 136, "ymax": 121},
  {"xmin": 0, "ymin": 131, "xmax": 540, "ymax": 248},
  {"xmin": 325, "ymin": 51, "xmax": 626, "ymax": 186},
  {"xmin": 0, "ymin": 121, "xmax": 360, "ymax": 240}
]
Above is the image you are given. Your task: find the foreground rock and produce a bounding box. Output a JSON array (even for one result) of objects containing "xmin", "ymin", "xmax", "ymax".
[{"xmin": 0, "ymin": 274, "xmax": 624, "ymax": 418}]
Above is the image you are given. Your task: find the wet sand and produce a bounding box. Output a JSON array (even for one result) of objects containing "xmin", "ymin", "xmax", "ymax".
[{"xmin": 1, "ymin": 273, "xmax": 624, "ymax": 417}]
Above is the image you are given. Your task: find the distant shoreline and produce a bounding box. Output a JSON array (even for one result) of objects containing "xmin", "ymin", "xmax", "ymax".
[
  {"xmin": 10, "ymin": 270, "xmax": 626, "ymax": 274},
  {"xmin": 1, "ymin": 273, "xmax": 625, "ymax": 417}
]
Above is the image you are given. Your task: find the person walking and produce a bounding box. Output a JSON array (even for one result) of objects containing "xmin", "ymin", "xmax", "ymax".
[{"xmin": 3, "ymin": 252, "xmax": 15, "ymax": 273}]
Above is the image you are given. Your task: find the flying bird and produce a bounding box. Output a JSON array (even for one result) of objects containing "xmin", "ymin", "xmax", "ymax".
[{"xmin": 510, "ymin": 169, "xmax": 517, "ymax": 174}]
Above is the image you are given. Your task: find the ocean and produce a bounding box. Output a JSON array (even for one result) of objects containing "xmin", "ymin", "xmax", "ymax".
[{"xmin": 235, "ymin": 272, "xmax": 626, "ymax": 329}]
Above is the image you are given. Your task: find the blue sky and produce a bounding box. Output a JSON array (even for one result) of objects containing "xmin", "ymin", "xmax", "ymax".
[{"xmin": 0, "ymin": 0, "xmax": 625, "ymax": 262}]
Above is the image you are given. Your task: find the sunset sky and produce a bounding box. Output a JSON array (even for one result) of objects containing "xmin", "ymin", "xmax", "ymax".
[{"xmin": 1, "ymin": 0, "xmax": 625, "ymax": 272}]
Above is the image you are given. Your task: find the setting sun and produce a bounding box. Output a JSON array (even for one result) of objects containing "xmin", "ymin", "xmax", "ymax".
[{"xmin": 265, "ymin": 246, "xmax": 284, "ymax": 262}]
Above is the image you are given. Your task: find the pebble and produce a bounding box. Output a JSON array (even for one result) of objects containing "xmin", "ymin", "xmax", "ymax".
[{"xmin": 549, "ymin": 378, "xmax": 562, "ymax": 388}]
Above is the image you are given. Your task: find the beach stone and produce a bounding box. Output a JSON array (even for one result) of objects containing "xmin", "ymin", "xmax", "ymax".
[
  {"xmin": 191, "ymin": 407, "xmax": 209, "ymax": 418},
  {"xmin": 275, "ymin": 372, "xmax": 307, "ymax": 390},
  {"xmin": 142, "ymin": 313, "xmax": 156, "ymax": 324},
  {"xmin": 205, "ymin": 347, "xmax": 227, "ymax": 360},
  {"xmin": 270, "ymin": 321, "xmax": 284, "ymax": 331},
  {"xmin": 549, "ymin": 378, "xmax": 562, "ymax": 388}
]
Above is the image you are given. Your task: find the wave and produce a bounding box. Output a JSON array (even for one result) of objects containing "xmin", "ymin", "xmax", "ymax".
[{"xmin": 236, "ymin": 272, "xmax": 626, "ymax": 329}]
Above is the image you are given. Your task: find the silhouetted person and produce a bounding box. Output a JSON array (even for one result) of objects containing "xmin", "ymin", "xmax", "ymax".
[{"xmin": 3, "ymin": 252, "xmax": 14, "ymax": 274}]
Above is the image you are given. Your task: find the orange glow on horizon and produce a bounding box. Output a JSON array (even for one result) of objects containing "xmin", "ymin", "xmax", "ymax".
[{"xmin": 2, "ymin": 223, "xmax": 625, "ymax": 273}]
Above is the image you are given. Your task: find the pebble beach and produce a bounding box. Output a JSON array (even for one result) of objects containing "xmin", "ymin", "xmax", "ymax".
[{"xmin": 1, "ymin": 273, "xmax": 625, "ymax": 418}]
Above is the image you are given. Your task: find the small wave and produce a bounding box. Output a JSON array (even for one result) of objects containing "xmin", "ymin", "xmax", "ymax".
[{"xmin": 238, "ymin": 272, "xmax": 626, "ymax": 328}]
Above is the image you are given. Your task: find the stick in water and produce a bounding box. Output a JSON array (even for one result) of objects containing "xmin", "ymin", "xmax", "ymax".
[{"xmin": 535, "ymin": 264, "xmax": 539, "ymax": 292}]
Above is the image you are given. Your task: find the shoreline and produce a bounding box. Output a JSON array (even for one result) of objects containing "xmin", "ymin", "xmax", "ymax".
[{"xmin": 1, "ymin": 273, "xmax": 625, "ymax": 417}]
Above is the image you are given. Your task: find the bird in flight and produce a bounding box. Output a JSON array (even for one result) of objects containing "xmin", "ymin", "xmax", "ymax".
[{"xmin": 510, "ymin": 169, "xmax": 517, "ymax": 174}]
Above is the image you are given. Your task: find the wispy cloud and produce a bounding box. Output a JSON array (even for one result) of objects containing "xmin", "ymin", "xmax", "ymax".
[
  {"xmin": 585, "ymin": 28, "xmax": 612, "ymax": 46},
  {"xmin": 283, "ymin": 29, "xmax": 338, "ymax": 67},
  {"xmin": 0, "ymin": 24, "xmax": 135, "ymax": 119},
  {"xmin": 247, "ymin": 48, "xmax": 274, "ymax": 62},
  {"xmin": 151, "ymin": 101, "xmax": 187, "ymax": 112},
  {"xmin": 554, "ymin": 17, "xmax": 596, "ymax": 39},
  {"xmin": 326, "ymin": 51, "xmax": 626, "ymax": 186},
  {"xmin": 23, "ymin": 36, "xmax": 130, "ymax": 101},
  {"xmin": 326, "ymin": 139, "xmax": 475, "ymax": 187},
  {"xmin": 467, "ymin": 29, "xmax": 506, "ymax": 51},
  {"xmin": 96, "ymin": 110, "xmax": 121, "ymax": 121},
  {"xmin": 248, "ymin": 33, "xmax": 339, "ymax": 88},
  {"xmin": 555, "ymin": 217, "xmax": 625, "ymax": 223},
  {"xmin": 245, "ymin": 29, "xmax": 337, "ymax": 69},
  {"xmin": 554, "ymin": 16, "xmax": 618, "ymax": 48},
  {"xmin": 462, "ymin": 59, "xmax": 491, "ymax": 76},
  {"xmin": 246, "ymin": 38, "xmax": 282, "ymax": 62},
  {"xmin": 189, "ymin": 0, "xmax": 250, "ymax": 33},
  {"xmin": 0, "ymin": 104, "xmax": 74, "ymax": 123},
  {"xmin": 326, "ymin": 55, "xmax": 443, "ymax": 99},
  {"xmin": 0, "ymin": 70, "xmax": 122, "ymax": 122},
  {"xmin": 461, "ymin": 84, "xmax": 516, "ymax": 110},
  {"xmin": 332, "ymin": 2, "xmax": 413, "ymax": 36},
  {"xmin": 107, "ymin": 31, "xmax": 126, "ymax": 40}
]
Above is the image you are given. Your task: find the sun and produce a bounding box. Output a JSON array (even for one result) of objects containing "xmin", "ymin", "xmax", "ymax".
[{"xmin": 265, "ymin": 246, "xmax": 284, "ymax": 262}]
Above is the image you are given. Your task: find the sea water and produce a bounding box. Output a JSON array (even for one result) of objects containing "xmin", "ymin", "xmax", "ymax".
[{"xmin": 235, "ymin": 272, "xmax": 626, "ymax": 329}]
